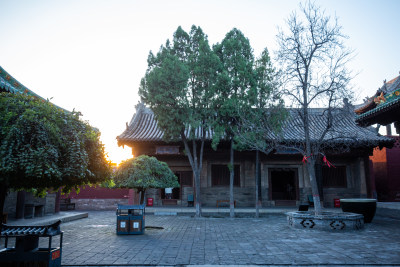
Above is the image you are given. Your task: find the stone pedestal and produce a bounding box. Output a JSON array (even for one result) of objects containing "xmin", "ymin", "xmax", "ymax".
[{"xmin": 287, "ymin": 211, "xmax": 364, "ymax": 231}]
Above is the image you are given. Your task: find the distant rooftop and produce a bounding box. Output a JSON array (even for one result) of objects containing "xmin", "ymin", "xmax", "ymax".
[
  {"xmin": 355, "ymin": 74, "xmax": 400, "ymax": 127},
  {"xmin": 0, "ymin": 66, "xmax": 68, "ymax": 112}
]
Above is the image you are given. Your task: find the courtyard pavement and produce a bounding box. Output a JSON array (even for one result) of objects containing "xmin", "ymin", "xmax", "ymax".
[{"xmin": 5, "ymin": 209, "xmax": 398, "ymax": 266}]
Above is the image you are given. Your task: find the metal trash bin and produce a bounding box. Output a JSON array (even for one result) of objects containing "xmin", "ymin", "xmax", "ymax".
[
  {"xmin": 0, "ymin": 220, "xmax": 63, "ymax": 267},
  {"xmin": 116, "ymin": 204, "xmax": 145, "ymax": 235},
  {"xmin": 187, "ymin": 194, "xmax": 194, "ymax": 207}
]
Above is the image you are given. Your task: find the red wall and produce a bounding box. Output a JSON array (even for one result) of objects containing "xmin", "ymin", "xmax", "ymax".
[
  {"xmin": 371, "ymin": 136, "xmax": 400, "ymax": 201},
  {"xmin": 61, "ymin": 186, "xmax": 130, "ymax": 199},
  {"xmin": 387, "ymin": 137, "xmax": 400, "ymax": 198}
]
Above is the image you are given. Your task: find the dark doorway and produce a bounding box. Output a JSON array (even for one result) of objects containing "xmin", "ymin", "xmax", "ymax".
[
  {"xmin": 269, "ymin": 168, "xmax": 298, "ymax": 201},
  {"xmin": 160, "ymin": 171, "xmax": 192, "ymax": 200}
]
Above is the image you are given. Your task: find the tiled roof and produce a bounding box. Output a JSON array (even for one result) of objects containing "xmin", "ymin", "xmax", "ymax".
[
  {"xmin": 355, "ymin": 75, "xmax": 400, "ymax": 126},
  {"xmin": 0, "ymin": 66, "xmax": 44, "ymax": 99},
  {"xmin": 278, "ymin": 109, "xmax": 391, "ymax": 146},
  {"xmin": 117, "ymin": 103, "xmax": 213, "ymax": 144},
  {"xmin": 117, "ymin": 104, "xmax": 392, "ymax": 148}
]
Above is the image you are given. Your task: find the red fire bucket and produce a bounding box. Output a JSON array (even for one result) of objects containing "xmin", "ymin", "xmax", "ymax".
[
  {"xmin": 147, "ymin": 198, "xmax": 153, "ymax": 207},
  {"xmin": 334, "ymin": 198, "xmax": 340, "ymax": 208}
]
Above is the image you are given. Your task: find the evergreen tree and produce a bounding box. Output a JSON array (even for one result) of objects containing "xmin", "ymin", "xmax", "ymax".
[
  {"xmin": 114, "ymin": 155, "xmax": 179, "ymax": 204},
  {"xmin": 139, "ymin": 25, "xmax": 220, "ymax": 216},
  {"xmin": 234, "ymin": 47, "xmax": 287, "ymax": 217},
  {"xmin": 212, "ymin": 28, "xmax": 255, "ymax": 218}
]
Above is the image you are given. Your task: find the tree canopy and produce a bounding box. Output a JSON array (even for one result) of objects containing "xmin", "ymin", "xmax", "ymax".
[
  {"xmin": 139, "ymin": 25, "xmax": 220, "ymax": 216},
  {"xmin": 0, "ymin": 93, "xmax": 112, "ymax": 192},
  {"xmin": 0, "ymin": 92, "xmax": 112, "ymax": 214},
  {"xmin": 114, "ymin": 155, "xmax": 179, "ymax": 204}
]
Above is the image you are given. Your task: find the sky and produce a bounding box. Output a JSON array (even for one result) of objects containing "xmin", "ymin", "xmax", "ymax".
[{"xmin": 1, "ymin": 0, "xmax": 399, "ymax": 164}]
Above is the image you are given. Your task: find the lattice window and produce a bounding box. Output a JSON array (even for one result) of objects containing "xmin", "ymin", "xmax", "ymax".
[
  {"xmin": 156, "ymin": 146, "xmax": 179, "ymax": 154},
  {"xmin": 322, "ymin": 166, "xmax": 347, "ymax": 188},
  {"xmin": 211, "ymin": 164, "xmax": 240, "ymax": 186}
]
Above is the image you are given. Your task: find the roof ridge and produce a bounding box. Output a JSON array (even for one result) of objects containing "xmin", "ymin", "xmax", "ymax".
[
  {"xmin": 386, "ymin": 75, "xmax": 399, "ymax": 85},
  {"xmin": 128, "ymin": 102, "xmax": 149, "ymax": 129},
  {"xmin": 387, "ymin": 75, "xmax": 400, "ymax": 92}
]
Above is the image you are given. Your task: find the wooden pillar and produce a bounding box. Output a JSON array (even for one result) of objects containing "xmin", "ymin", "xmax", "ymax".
[
  {"xmin": 386, "ymin": 124, "xmax": 392, "ymax": 136},
  {"xmin": 395, "ymin": 121, "xmax": 400, "ymax": 134},
  {"xmin": 359, "ymin": 158, "xmax": 368, "ymax": 198}
]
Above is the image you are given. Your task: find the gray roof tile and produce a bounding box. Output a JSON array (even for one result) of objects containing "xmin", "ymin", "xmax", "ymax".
[{"xmin": 117, "ymin": 104, "xmax": 392, "ymax": 148}]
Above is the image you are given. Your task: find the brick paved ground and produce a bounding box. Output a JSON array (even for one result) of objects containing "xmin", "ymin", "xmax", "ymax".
[
  {"xmin": 3, "ymin": 210, "xmax": 399, "ymax": 266},
  {"xmin": 50, "ymin": 211, "xmax": 400, "ymax": 266}
]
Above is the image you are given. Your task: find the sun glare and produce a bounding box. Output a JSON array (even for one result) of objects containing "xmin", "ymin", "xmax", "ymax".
[{"xmin": 107, "ymin": 145, "xmax": 133, "ymax": 166}]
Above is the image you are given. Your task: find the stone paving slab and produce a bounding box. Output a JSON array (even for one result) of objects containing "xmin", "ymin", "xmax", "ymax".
[
  {"xmin": 2, "ymin": 211, "xmax": 400, "ymax": 266},
  {"xmin": 6, "ymin": 211, "xmax": 88, "ymax": 226},
  {"xmin": 189, "ymin": 266, "xmax": 398, "ymax": 267}
]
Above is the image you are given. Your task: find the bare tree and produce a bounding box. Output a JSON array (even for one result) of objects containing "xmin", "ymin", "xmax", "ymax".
[{"xmin": 276, "ymin": 1, "xmax": 354, "ymax": 215}]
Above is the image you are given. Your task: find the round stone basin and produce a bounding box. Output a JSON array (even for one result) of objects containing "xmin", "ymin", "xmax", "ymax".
[
  {"xmin": 340, "ymin": 198, "xmax": 377, "ymax": 223},
  {"xmin": 286, "ymin": 211, "xmax": 364, "ymax": 231}
]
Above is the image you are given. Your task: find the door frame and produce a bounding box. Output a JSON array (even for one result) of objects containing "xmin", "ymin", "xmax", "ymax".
[{"xmin": 268, "ymin": 167, "xmax": 300, "ymax": 201}]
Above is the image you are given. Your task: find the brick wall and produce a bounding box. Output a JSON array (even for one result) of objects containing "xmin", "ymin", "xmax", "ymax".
[
  {"xmin": 4, "ymin": 191, "xmax": 56, "ymax": 218},
  {"xmin": 4, "ymin": 191, "xmax": 18, "ymax": 217},
  {"xmin": 201, "ymin": 187, "xmax": 256, "ymax": 207},
  {"xmin": 44, "ymin": 193, "xmax": 56, "ymax": 214},
  {"xmin": 72, "ymin": 198, "xmax": 130, "ymax": 211}
]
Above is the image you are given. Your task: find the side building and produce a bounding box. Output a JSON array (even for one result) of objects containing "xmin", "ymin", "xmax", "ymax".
[
  {"xmin": 117, "ymin": 102, "xmax": 393, "ymax": 208},
  {"xmin": 355, "ymin": 74, "xmax": 400, "ymax": 201}
]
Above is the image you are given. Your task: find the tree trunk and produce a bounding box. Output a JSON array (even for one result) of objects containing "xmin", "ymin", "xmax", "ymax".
[
  {"xmin": 181, "ymin": 133, "xmax": 203, "ymax": 217},
  {"xmin": 302, "ymin": 83, "xmax": 322, "ymax": 215},
  {"xmin": 306, "ymin": 158, "xmax": 322, "ymax": 214},
  {"xmin": 230, "ymin": 139, "xmax": 235, "ymax": 218},
  {"xmin": 255, "ymin": 150, "xmax": 260, "ymax": 218},
  {"xmin": 139, "ymin": 190, "xmax": 146, "ymax": 205},
  {"xmin": 194, "ymin": 169, "xmax": 201, "ymax": 216},
  {"xmin": 0, "ymin": 183, "xmax": 8, "ymax": 219},
  {"xmin": 16, "ymin": 191, "xmax": 26, "ymax": 219}
]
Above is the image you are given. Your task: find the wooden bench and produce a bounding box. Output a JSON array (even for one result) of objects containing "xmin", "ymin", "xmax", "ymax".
[
  {"xmin": 216, "ymin": 200, "xmax": 236, "ymax": 208},
  {"xmin": 60, "ymin": 198, "xmax": 75, "ymax": 211},
  {"xmin": 162, "ymin": 199, "xmax": 178, "ymax": 206}
]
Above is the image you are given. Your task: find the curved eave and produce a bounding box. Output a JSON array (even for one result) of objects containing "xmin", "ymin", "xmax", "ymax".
[
  {"xmin": 356, "ymin": 97, "xmax": 400, "ymax": 126},
  {"xmin": 354, "ymin": 100, "xmax": 376, "ymax": 115},
  {"xmin": 0, "ymin": 66, "xmax": 70, "ymax": 113},
  {"xmin": 0, "ymin": 66, "xmax": 45, "ymax": 99}
]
